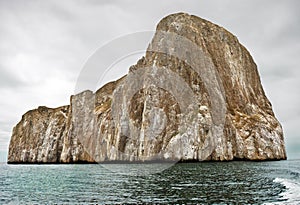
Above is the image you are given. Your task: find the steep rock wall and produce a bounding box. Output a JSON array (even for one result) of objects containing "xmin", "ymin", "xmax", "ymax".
[{"xmin": 8, "ymin": 13, "xmax": 286, "ymax": 163}]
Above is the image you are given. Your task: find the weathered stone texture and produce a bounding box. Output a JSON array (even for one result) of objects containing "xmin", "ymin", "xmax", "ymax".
[{"xmin": 8, "ymin": 13, "xmax": 286, "ymax": 163}]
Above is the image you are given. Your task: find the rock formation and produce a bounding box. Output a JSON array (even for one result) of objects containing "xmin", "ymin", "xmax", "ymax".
[{"xmin": 8, "ymin": 13, "xmax": 286, "ymax": 163}]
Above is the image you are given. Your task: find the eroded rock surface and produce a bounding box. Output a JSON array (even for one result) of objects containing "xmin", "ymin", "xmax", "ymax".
[{"xmin": 8, "ymin": 13, "xmax": 286, "ymax": 163}]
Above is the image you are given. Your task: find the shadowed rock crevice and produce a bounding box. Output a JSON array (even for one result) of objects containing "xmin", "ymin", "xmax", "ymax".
[{"xmin": 8, "ymin": 13, "xmax": 286, "ymax": 163}]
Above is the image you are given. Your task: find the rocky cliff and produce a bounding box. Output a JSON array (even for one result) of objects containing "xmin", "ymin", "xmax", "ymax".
[{"xmin": 8, "ymin": 13, "xmax": 286, "ymax": 163}]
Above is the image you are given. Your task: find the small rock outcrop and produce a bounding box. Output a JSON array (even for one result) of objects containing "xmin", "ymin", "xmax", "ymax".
[{"xmin": 8, "ymin": 13, "xmax": 286, "ymax": 163}]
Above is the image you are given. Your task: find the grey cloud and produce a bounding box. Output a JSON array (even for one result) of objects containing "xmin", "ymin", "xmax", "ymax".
[{"xmin": 0, "ymin": 67, "xmax": 25, "ymax": 88}]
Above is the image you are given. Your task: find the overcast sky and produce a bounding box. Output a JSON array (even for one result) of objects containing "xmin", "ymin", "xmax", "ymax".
[{"xmin": 0, "ymin": 0, "xmax": 299, "ymax": 161}]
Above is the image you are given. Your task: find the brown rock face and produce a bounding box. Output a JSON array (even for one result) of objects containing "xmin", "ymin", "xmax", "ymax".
[
  {"xmin": 8, "ymin": 106, "xmax": 69, "ymax": 163},
  {"xmin": 8, "ymin": 13, "xmax": 286, "ymax": 163}
]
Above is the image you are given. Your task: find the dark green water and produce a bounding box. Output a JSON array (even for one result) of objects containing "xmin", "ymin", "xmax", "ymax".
[{"xmin": 1, "ymin": 160, "xmax": 299, "ymax": 204}]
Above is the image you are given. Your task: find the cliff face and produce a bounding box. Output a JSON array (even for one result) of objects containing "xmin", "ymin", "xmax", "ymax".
[
  {"xmin": 8, "ymin": 13, "xmax": 286, "ymax": 163},
  {"xmin": 8, "ymin": 106, "xmax": 69, "ymax": 163}
]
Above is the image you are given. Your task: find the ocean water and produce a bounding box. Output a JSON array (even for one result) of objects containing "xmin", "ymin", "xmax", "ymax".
[{"xmin": 0, "ymin": 160, "xmax": 299, "ymax": 204}]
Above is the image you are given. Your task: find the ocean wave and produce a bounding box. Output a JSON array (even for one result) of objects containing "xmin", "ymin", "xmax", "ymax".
[
  {"xmin": 267, "ymin": 178, "xmax": 300, "ymax": 204},
  {"xmin": 288, "ymin": 170, "xmax": 300, "ymax": 179}
]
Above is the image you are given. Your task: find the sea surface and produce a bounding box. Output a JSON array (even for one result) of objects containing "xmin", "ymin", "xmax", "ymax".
[{"xmin": 0, "ymin": 160, "xmax": 299, "ymax": 204}]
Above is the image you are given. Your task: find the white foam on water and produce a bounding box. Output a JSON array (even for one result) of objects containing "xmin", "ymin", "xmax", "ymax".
[{"xmin": 266, "ymin": 178, "xmax": 300, "ymax": 204}]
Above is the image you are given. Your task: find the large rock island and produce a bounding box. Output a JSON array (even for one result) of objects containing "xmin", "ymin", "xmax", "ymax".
[{"xmin": 8, "ymin": 13, "xmax": 286, "ymax": 163}]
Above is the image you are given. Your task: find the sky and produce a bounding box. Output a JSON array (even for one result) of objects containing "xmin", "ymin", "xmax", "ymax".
[{"xmin": 0, "ymin": 0, "xmax": 299, "ymax": 162}]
